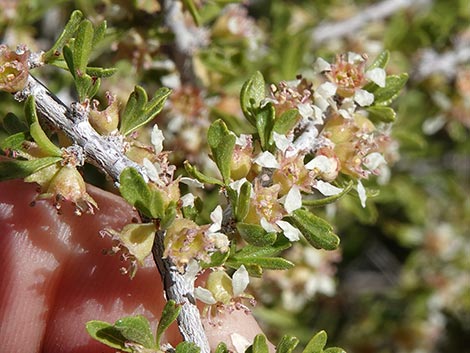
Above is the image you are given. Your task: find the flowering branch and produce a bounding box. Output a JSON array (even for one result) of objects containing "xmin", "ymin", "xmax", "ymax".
[{"xmin": 15, "ymin": 70, "xmax": 210, "ymax": 353}]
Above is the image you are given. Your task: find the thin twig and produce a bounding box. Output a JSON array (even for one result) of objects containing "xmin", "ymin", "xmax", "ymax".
[
  {"xmin": 312, "ymin": 0, "xmax": 431, "ymax": 44},
  {"xmin": 16, "ymin": 74, "xmax": 210, "ymax": 353}
]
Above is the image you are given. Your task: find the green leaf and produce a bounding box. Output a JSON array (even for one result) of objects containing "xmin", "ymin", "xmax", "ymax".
[
  {"xmin": 30, "ymin": 122, "xmax": 62, "ymax": 157},
  {"xmin": 276, "ymin": 335, "xmax": 299, "ymax": 353},
  {"xmin": 367, "ymin": 50, "xmax": 390, "ymax": 70},
  {"xmin": 235, "ymin": 237, "xmax": 291, "ymax": 258},
  {"xmin": 256, "ymin": 102, "xmax": 275, "ymax": 150},
  {"xmin": 303, "ymin": 330, "xmax": 327, "ymax": 353},
  {"xmin": 120, "ymin": 86, "xmax": 171, "ymax": 136},
  {"xmin": 63, "ymin": 45, "xmax": 75, "ymax": 78},
  {"xmin": 252, "ymin": 334, "xmax": 269, "ymax": 353},
  {"xmin": 86, "ymin": 66, "xmax": 118, "ymax": 78},
  {"xmin": 302, "ymin": 181, "xmax": 353, "ymax": 207},
  {"xmin": 24, "ymin": 95, "xmax": 39, "ymax": 125},
  {"xmin": 273, "ymin": 109, "xmax": 300, "ymax": 135},
  {"xmin": 182, "ymin": 0, "xmax": 202, "ymax": 26},
  {"xmin": 0, "ymin": 157, "xmax": 62, "ymax": 181},
  {"xmin": 324, "ymin": 348, "xmax": 346, "ymax": 353},
  {"xmin": 240, "ymin": 71, "xmax": 266, "ymax": 125},
  {"xmin": 184, "ymin": 161, "xmax": 224, "ymax": 186},
  {"xmin": 156, "ymin": 300, "xmax": 182, "ymax": 347},
  {"xmin": 73, "ymin": 19, "xmax": 94, "ymax": 74},
  {"xmin": 119, "ymin": 167, "xmax": 164, "ymax": 218},
  {"xmin": 201, "ymin": 250, "xmax": 230, "ymax": 269},
  {"xmin": 234, "ymin": 181, "xmax": 252, "ymax": 221},
  {"xmin": 114, "ymin": 315, "xmax": 155, "ymax": 349},
  {"xmin": 373, "ymin": 73, "xmax": 408, "ymax": 106},
  {"xmin": 92, "ymin": 20, "xmax": 107, "ymax": 48},
  {"xmin": 214, "ymin": 342, "xmax": 229, "ymax": 353},
  {"xmin": 0, "ymin": 132, "xmax": 28, "ymax": 150},
  {"xmin": 287, "ymin": 209, "xmax": 340, "ymax": 250},
  {"xmin": 2, "ymin": 112, "xmax": 28, "ymax": 134},
  {"xmin": 237, "ymin": 223, "xmax": 277, "ymax": 247},
  {"xmin": 366, "ymin": 105, "xmax": 397, "ymax": 123},
  {"xmin": 43, "ymin": 10, "xmax": 83, "ymax": 63},
  {"xmin": 176, "ymin": 341, "xmax": 201, "ymax": 353},
  {"xmin": 86, "ymin": 320, "xmax": 131, "ymax": 352},
  {"xmin": 207, "ymin": 120, "xmax": 236, "ymax": 184}
]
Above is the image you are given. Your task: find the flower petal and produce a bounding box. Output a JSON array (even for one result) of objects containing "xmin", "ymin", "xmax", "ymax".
[
  {"xmin": 232, "ymin": 265, "xmax": 249, "ymax": 297},
  {"xmin": 366, "ymin": 68, "xmax": 386, "ymax": 87},
  {"xmin": 284, "ymin": 185, "xmax": 302, "ymax": 214},
  {"xmin": 151, "ymin": 124, "xmax": 165, "ymax": 154},
  {"xmin": 273, "ymin": 132, "xmax": 292, "ymax": 152},
  {"xmin": 276, "ymin": 220, "xmax": 302, "ymax": 241},
  {"xmin": 194, "ymin": 286, "xmax": 217, "ymax": 305},
  {"xmin": 354, "ymin": 89, "xmax": 375, "ymax": 106},
  {"xmin": 314, "ymin": 180, "xmax": 343, "ymax": 196},
  {"xmin": 231, "ymin": 333, "xmax": 251, "ymax": 353},
  {"xmin": 253, "ymin": 151, "xmax": 280, "ymax": 169},
  {"xmin": 209, "ymin": 205, "xmax": 223, "ymax": 232},
  {"xmin": 314, "ymin": 57, "xmax": 331, "ymax": 73},
  {"xmin": 357, "ymin": 180, "xmax": 367, "ymax": 208},
  {"xmin": 181, "ymin": 193, "xmax": 195, "ymax": 207}
]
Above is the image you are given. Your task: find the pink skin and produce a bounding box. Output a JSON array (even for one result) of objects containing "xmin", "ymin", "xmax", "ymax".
[{"xmin": 0, "ymin": 180, "xmax": 271, "ymax": 353}]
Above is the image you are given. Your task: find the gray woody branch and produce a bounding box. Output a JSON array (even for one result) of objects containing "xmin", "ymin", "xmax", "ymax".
[{"xmin": 15, "ymin": 73, "xmax": 210, "ymax": 353}]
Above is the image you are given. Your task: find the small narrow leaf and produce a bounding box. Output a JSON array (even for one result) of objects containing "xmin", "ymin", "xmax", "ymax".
[
  {"xmin": 251, "ymin": 335, "xmax": 269, "ymax": 353},
  {"xmin": 24, "ymin": 95, "xmax": 39, "ymax": 125},
  {"xmin": 207, "ymin": 120, "xmax": 236, "ymax": 184},
  {"xmin": 303, "ymin": 330, "xmax": 327, "ymax": 353},
  {"xmin": 276, "ymin": 335, "xmax": 299, "ymax": 353},
  {"xmin": 0, "ymin": 132, "xmax": 28, "ymax": 150},
  {"xmin": 86, "ymin": 67, "xmax": 118, "ymax": 78},
  {"xmin": 367, "ymin": 50, "xmax": 390, "ymax": 70},
  {"xmin": 235, "ymin": 238, "xmax": 291, "ymax": 258},
  {"xmin": 156, "ymin": 300, "xmax": 182, "ymax": 347},
  {"xmin": 184, "ymin": 161, "xmax": 224, "ymax": 186},
  {"xmin": 176, "ymin": 341, "xmax": 201, "ymax": 353},
  {"xmin": 303, "ymin": 181, "xmax": 353, "ymax": 207},
  {"xmin": 30, "ymin": 122, "xmax": 62, "ymax": 157},
  {"xmin": 373, "ymin": 73, "xmax": 408, "ymax": 106},
  {"xmin": 43, "ymin": 10, "xmax": 84, "ymax": 62},
  {"xmin": 63, "ymin": 45, "xmax": 75, "ymax": 78},
  {"xmin": 237, "ymin": 223, "xmax": 277, "ymax": 247},
  {"xmin": 2, "ymin": 112, "xmax": 28, "ymax": 134},
  {"xmin": 114, "ymin": 316, "xmax": 155, "ymax": 349},
  {"xmin": 73, "ymin": 19, "xmax": 94, "ymax": 73},
  {"xmin": 214, "ymin": 342, "xmax": 229, "ymax": 353},
  {"xmin": 85, "ymin": 320, "xmax": 131, "ymax": 352},
  {"xmin": 228, "ymin": 256, "xmax": 294, "ymax": 270},
  {"xmin": 256, "ymin": 102, "xmax": 275, "ymax": 150},
  {"xmin": 182, "ymin": 0, "xmax": 202, "ymax": 26},
  {"xmin": 240, "ymin": 71, "xmax": 265, "ymax": 125},
  {"xmin": 234, "ymin": 181, "xmax": 252, "ymax": 222},
  {"xmin": 366, "ymin": 105, "xmax": 397, "ymax": 123},
  {"xmin": 200, "ymin": 250, "xmax": 230, "ymax": 269},
  {"xmin": 92, "ymin": 20, "xmax": 107, "ymax": 47},
  {"xmin": 288, "ymin": 209, "xmax": 340, "ymax": 250},
  {"xmin": 0, "ymin": 157, "xmax": 62, "ymax": 181},
  {"xmin": 273, "ymin": 109, "xmax": 300, "ymax": 135}
]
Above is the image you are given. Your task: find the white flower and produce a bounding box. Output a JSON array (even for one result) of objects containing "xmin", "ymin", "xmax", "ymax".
[
  {"xmin": 253, "ymin": 151, "xmax": 280, "ymax": 169},
  {"xmin": 314, "ymin": 180, "xmax": 343, "ymax": 196},
  {"xmin": 338, "ymin": 97, "xmax": 356, "ymax": 119},
  {"xmin": 183, "ymin": 259, "xmax": 201, "ymax": 285},
  {"xmin": 306, "ymin": 155, "xmax": 334, "ymax": 173},
  {"xmin": 312, "ymin": 104, "xmax": 324, "ymax": 124},
  {"xmin": 276, "ymin": 220, "xmax": 302, "ymax": 241},
  {"xmin": 208, "ymin": 205, "xmax": 223, "ymax": 233},
  {"xmin": 194, "ymin": 287, "xmax": 217, "ymax": 305},
  {"xmin": 354, "ymin": 89, "xmax": 374, "ymax": 106},
  {"xmin": 314, "ymin": 57, "xmax": 331, "ymax": 73},
  {"xmin": 298, "ymin": 103, "xmax": 314, "ymax": 119},
  {"xmin": 151, "ymin": 124, "xmax": 165, "ymax": 154},
  {"xmin": 232, "ymin": 265, "xmax": 249, "ymax": 297},
  {"xmin": 357, "ymin": 180, "xmax": 367, "ymax": 208},
  {"xmin": 235, "ymin": 134, "xmax": 250, "ymax": 147},
  {"xmin": 207, "ymin": 232, "xmax": 230, "ymax": 252},
  {"xmin": 347, "ymin": 52, "xmax": 364, "ymax": 64},
  {"xmin": 366, "ymin": 68, "xmax": 386, "ymax": 87},
  {"xmin": 180, "ymin": 193, "xmax": 195, "ymax": 207},
  {"xmin": 316, "ymin": 82, "xmax": 337, "ymax": 99},
  {"xmin": 363, "ymin": 152, "xmax": 387, "ymax": 171},
  {"xmin": 272, "ymin": 131, "xmax": 292, "ymax": 153},
  {"xmin": 231, "ymin": 333, "xmax": 251, "ymax": 353},
  {"xmin": 284, "ymin": 185, "xmax": 302, "ymax": 214}
]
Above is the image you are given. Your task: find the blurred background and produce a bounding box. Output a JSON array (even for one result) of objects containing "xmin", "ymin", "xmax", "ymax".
[{"xmin": 1, "ymin": 0, "xmax": 469, "ymax": 351}]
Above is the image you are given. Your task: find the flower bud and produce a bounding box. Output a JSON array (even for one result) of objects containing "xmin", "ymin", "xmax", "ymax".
[
  {"xmin": 89, "ymin": 93, "xmax": 120, "ymax": 134},
  {"xmin": 0, "ymin": 45, "xmax": 29, "ymax": 93}
]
